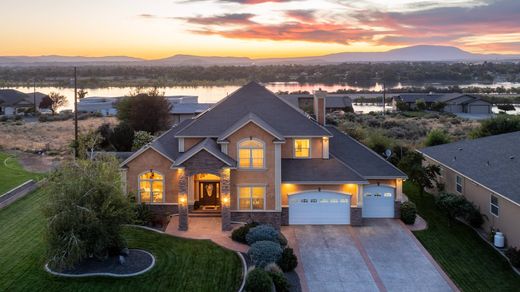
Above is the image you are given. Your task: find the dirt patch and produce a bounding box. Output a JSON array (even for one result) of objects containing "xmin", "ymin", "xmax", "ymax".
[{"xmin": 4, "ymin": 150, "xmax": 58, "ymax": 173}]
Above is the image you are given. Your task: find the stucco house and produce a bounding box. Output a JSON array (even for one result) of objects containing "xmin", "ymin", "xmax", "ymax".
[
  {"xmin": 120, "ymin": 82, "xmax": 406, "ymax": 231},
  {"xmin": 419, "ymin": 131, "xmax": 520, "ymax": 248}
]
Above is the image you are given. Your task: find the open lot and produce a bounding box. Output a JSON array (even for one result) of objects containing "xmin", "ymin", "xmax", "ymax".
[{"xmin": 0, "ymin": 152, "xmax": 44, "ymax": 194}]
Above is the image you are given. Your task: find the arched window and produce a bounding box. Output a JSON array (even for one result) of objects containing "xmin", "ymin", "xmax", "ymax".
[
  {"xmin": 238, "ymin": 139, "xmax": 265, "ymax": 169},
  {"xmin": 139, "ymin": 171, "xmax": 164, "ymax": 203}
]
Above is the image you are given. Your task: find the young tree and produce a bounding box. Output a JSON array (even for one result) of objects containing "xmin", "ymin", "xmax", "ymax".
[
  {"xmin": 109, "ymin": 123, "xmax": 135, "ymax": 151},
  {"xmin": 116, "ymin": 88, "xmax": 172, "ymax": 134},
  {"xmin": 435, "ymin": 193, "xmax": 472, "ymax": 227},
  {"xmin": 470, "ymin": 115, "xmax": 520, "ymax": 138},
  {"xmin": 424, "ymin": 129, "xmax": 451, "ymax": 147},
  {"xmin": 430, "ymin": 101, "xmax": 446, "ymax": 112},
  {"xmin": 395, "ymin": 100, "xmax": 410, "ymax": 112},
  {"xmin": 398, "ymin": 152, "xmax": 440, "ymax": 195},
  {"xmin": 77, "ymin": 89, "xmax": 88, "ymax": 99},
  {"xmin": 132, "ymin": 131, "xmax": 154, "ymax": 151},
  {"xmin": 43, "ymin": 156, "xmax": 133, "ymax": 270},
  {"xmin": 39, "ymin": 92, "xmax": 68, "ymax": 115},
  {"xmin": 415, "ymin": 99, "xmax": 427, "ymax": 111},
  {"xmin": 76, "ymin": 130, "xmax": 102, "ymax": 160}
]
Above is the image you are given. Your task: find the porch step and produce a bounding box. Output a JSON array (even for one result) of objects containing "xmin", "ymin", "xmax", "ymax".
[{"xmin": 189, "ymin": 213, "xmax": 221, "ymax": 218}]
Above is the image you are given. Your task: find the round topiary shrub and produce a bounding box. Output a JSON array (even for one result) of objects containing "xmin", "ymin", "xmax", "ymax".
[
  {"xmin": 268, "ymin": 271, "xmax": 290, "ymax": 292},
  {"xmin": 246, "ymin": 225, "xmax": 279, "ymax": 245},
  {"xmin": 245, "ymin": 268, "xmax": 273, "ymax": 292},
  {"xmin": 248, "ymin": 241, "xmax": 283, "ymax": 268},
  {"xmin": 231, "ymin": 222, "xmax": 259, "ymax": 244},
  {"xmin": 400, "ymin": 201, "xmax": 417, "ymax": 225},
  {"xmin": 277, "ymin": 247, "xmax": 298, "ymax": 272},
  {"xmin": 278, "ymin": 232, "xmax": 288, "ymax": 247}
]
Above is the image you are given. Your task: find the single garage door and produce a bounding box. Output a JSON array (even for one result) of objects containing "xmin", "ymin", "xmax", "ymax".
[
  {"xmin": 289, "ymin": 191, "xmax": 350, "ymax": 225},
  {"xmin": 362, "ymin": 185, "xmax": 395, "ymax": 218},
  {"xmin": 469, "ymin": 105, "xmax": 490, "ymax": 114}
]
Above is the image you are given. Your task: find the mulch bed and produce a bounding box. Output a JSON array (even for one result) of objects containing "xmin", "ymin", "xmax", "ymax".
[
  {"xmin": 240, "ymin": 252, "xmax": 301, "ymax": 292},
  {"xmin": 46, "ymin": 249, "xmax": 154, "ymax": 277}
]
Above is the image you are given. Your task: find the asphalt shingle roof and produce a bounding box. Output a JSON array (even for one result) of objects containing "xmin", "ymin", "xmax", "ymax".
[
  {"xmin": 150, "ymin": 119, "xmax": 193, "ymax": 161},
  {"xmin": 0, "ymin": 89, "xmax": 31, "ymax": 106},
  {"xmin": 326, "ymin": 126, "xmax": 407, "ymax": 178},
  {"xmin": 282, "ymin": 158, "xmax": 367, "ymax": 183},
  {"xmin": 419, "ymin": 131, "xmax": 520, "ymax": 204},
  {"xmin": 175, "ymin": 82, "xmax": 331, "ymax": 137}
]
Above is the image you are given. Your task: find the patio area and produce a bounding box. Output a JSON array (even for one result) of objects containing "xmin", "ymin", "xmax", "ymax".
[{"xmin": 165, "ymin": 216, "xmax": 249, "ymax": 253}]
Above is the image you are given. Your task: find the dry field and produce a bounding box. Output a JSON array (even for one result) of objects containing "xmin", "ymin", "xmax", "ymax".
[{"xmin": 0, "ymin": 117, "xmax": 117, "ymax": 156}]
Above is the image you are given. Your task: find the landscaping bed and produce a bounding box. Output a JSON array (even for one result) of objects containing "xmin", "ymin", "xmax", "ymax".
[{"xmin": 404, "ymin": 182, "xmax": 520, "ymax": 291}]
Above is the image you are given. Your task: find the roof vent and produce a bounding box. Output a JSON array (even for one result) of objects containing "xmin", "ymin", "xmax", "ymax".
[
  {"xmin": 453, "ymin": 156, "xmax": 457, "ymax": 161},
  {"xmin": 510, "ymin": 156, "xmax": 515, "ymax": 160},
  {"xmin": 486, "ymin": 161, "xmax": 490, "ymax": 166},
  {"xmin": 458, "ymin": 147, "xmax": 463, "ymax": 151}
]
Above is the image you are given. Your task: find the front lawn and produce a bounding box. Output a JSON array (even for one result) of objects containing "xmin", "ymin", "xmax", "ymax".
[
  {"xmin": 0, "ymin": 189, "xmax": 243, "ymax": 291},
  {"xmin": 405, "ymin": 182, "xmax": 520, "ymax": 291},
  {"xmin": 0, "ymin": 152, "xmax": 44, "ymax": 194}
]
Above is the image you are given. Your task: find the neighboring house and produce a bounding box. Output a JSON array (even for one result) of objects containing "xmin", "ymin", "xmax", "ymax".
[
  {"xmin": 170, "ymin": 102, "xmax": 213, "ymax": 124},
  {"xmin": 392, "ymin": 93, "xmax": 492, "ymax": 114},
  {"xmin": 279, "ymin": 93, "xmax": 353, "ymax": 114},
  {"xmin": 78, "ymin": 96, "xmax": 119, "ymax": 116},
  {"xmin": 419, "ymin": 131, "xmax": 520, "ymax": 248},
  {"xmin": 0, "ymin": 89, "xmax": 39, "ymax": 116},
  {"xmin": 120, "ymin": 82, "xmax": 406, "ymax": 231}
]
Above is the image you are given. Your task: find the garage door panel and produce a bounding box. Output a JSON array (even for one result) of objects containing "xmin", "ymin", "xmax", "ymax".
[
  {"xmin": 469, "ymin": 105, "xmax": 490, "ymax": 114},
  {"xmin": 362, "ymin": 186, "xmax": 395, "ymax": 218},
  {"xmin": 289, "ymin": 192, "xmax": 350, "ymax": 225}
]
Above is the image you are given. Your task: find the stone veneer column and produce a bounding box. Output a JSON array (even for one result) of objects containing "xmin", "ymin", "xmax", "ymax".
[
  {"xmin": 178, "ymin": 169, "xmax": 188, "ymax": 231},
  {"xmin": 220, "ymin": 168, "xmax": 232, "ymax": 231}
]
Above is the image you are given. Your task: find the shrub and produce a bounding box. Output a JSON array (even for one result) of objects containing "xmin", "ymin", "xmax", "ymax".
[
  {"xmin": 400, "ymin": 201, "xmax": 417, "ymax": 225},
  {"xmin": 245, "ymin": 268, "xmax": 273, "ymax": 292},
  {"xmin": 231, "ymin": 222, "xmax": 259, "ymax": 244},
  {"xmin": 248, "ymin": 241, "xmax": 283, "ymax": 268},
  {"xmin": 132, "ymin": 131, "xmax": 154, "ymax": 151},
  {"xmin": 38, "ymin": 115, "xmax": 48, "ymax": 122},
  {"xmin": 110, "ymin": 122, "xmax": 135, "ymax": 151},
  {"xmin": 278, "ymin": 232, "xmax": 288, "ymax": 247},
  {"xmin": 505, "ymin": 247, "xmax": 520, "ymax": 268},
  {"xmin": 264, "ymin": 263, "xmax": 283, "ymax": 274},
  {"xmin": 269, "ymin": 271, "xmax": 290, "ymax": 292},
  {"xmin": 424, "ymin": 129, "xmax": 451, "ymax": 147},
  {"xmin": 470, "ymin": 115, "xmax": 520, "ymax": 139},
  {"xmin": 435, "ymin": 192, "xmax": 472, "ymax": 227},
  {"xmin": 134, "ymin": 203, "xmax": 153, "ymax": 226},
  {"xmin": 467, "ymin": 205, "xmax": 486, "ymax": 228},
  {"xmin": 277, "ymin": 247, "xmax": 298, "ymax": 272},
  {"xmin": 246, "ymin": 225, "xmax": 279, "ymax": 245}
]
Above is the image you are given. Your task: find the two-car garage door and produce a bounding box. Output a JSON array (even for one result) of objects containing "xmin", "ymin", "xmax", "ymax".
[{"xmin": 289, "ymin": 192, "xmax": 351, "ymax": 225}]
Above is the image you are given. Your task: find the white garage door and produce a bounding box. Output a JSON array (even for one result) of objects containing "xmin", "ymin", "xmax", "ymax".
[
  {"xmin": 469, "ymin": 105, "xmax": 490, "ymax": 114},
  {"xmin": 362, "ymin": 185, "xmax": 395, "ymax": 218},
  {"xmin": 289, "ymin": 192, "xmax": 351, "ymax": 225}
]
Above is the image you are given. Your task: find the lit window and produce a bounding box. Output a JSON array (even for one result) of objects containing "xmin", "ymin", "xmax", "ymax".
[
  {"xmin": 238, "ymin": 139, "xmax": 264, "ymax": 169},
  {"xmin": 139, "ymin": 171, "xmax": 164, "ymax": 203},
  {"xmin": 294, "ymin": 139, "xmax": 310, "ymax": 158},
  {"xmin": 310, "ymin": 199, "xmax": 318, "ymax": 203},
  {"xmin": 456, "ymin": 176, "xmax": 463, "ymax": 193},
  {"xmin": 490, "ymin": 195, "xmax": 499, "ymax": 217},
  {"xmin": 238, "ymin": 186, "xmax": 265, "ymax": 210}
]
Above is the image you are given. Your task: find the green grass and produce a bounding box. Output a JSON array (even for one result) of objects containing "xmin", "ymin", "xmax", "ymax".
[
  {"xmin": 0, "ymin": 152, "xmax": 44, "ymax": 194},
  {"xmin": 405, "ymin": 182, "xmax": 520, "ymax": 291},
  {"xmin": 0, "ymin": 189, "xmax": 243, "ymax": 291}
]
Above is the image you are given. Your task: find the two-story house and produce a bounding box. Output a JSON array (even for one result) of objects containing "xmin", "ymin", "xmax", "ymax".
[{"xmin": 120, "ymin": 82, "xmax": 406, "ymax": 231}]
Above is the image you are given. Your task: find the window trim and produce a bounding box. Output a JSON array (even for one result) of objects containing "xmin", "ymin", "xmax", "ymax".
[
  {"xmin": 490, "ymin": 195, "xmax": 499, "ymax": 217},
  {"xmin": 138, "ymin": 171, "xmax": 165, "ymax": 204},
  {"xmin": 293, "ymin": 138, "xmax": 311, "ymax": 159},
  {"xmin": 455, "ymin": 175, "xmax": 463, "ymax": 193},
  {"xmin": 237, "ymin": 138, "xmax": 266, "ymax": 170},
  {"xmin": 237, "ymin": 185, "xmax": 266, "ymax": 210}
]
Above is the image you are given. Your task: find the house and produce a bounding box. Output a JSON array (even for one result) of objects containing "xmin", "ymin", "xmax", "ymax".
[
  {"xmin": 78, "ymin": 96, "xmax": 119, "ymax": 116},
  {"xmin": 0, "ymin": 89, "xmax": 39, "ymax": 116},
  {"xmin": 170, "ymin": 102, "xmax": 213, "ymax": 124},
  {"xmin": 392, "ymin": 93, "xmax": 492, "ymax": 114},
  {"xmin": 419, "ymin": 132, "xmax": 520, "ymax": 248},
  {"xmin": 120, "ymin": 82, "xmax": 406, "ymax": 231},
  {"xmin": 279, "ymin": 93, "xmax": 353, "ymax": 114}
]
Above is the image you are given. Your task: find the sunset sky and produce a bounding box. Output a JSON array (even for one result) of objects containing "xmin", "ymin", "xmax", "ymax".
[{"xmin": 1, "ymin": 0, "xmax": 519, "ymax": 58}]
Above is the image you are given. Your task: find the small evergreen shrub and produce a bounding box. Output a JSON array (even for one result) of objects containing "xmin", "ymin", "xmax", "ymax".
[
  {"xmin": 467, "ymin": 206, "xmax": 486, "ymax": 228},
  {"xmin": 269, "ymin": 271, "xmax": 290, "ymax": 292},
  {"xmin": 231, "ymin": 222, "xmax": 259, "ymax": 244},
  {"xmin": 277, "ymin": 247, "xmax": 298, "ymax": 272},
  {"xmin": 264, "ymin": 263, "xmax": 283, "ymax": 274},
  {"xmin": 246, "ymin": 225, "xmax": 279, "ymax": 245},
  {"xmin": 248, "ymin": 241, "xmax": 283, "ymax": 268},
  {"xmin": 400, "ymin": 201, "xmax": 417, "ymax": 225},
  {"xmin": 505, "ymin": 247, "xmax": 520, "ymax": 268},
  {"xmin": 278, "ymin": 232, "xmax": 288, "ymax": 247},
  {"xmin": 134, "ymin": 203, "xmax": 153, "ymax": 226},
  {"xmin": 245, "ymin": 268, "xmax": 273, "ymax": 292}
]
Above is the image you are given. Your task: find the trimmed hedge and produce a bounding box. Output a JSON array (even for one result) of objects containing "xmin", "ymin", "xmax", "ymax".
[
  {"xmin": 400, "ymin": 201, "xmax": 417, "ymax": 225},
  {"xmin": 269, "ymin": 271, "xmax": 290, "ymax": 292},
  {"xmin": 245, "ymin": 268, "xmax": 273, "ymax": 292},
  {"xmin": 231, "ymin": 222, "xmax": 259, "ymax": 244},
  {"xmin": 248, "ymin": 241, "xmax": 283, "ymax": 268},
  {"xmin": 246, "ymin": 225, "xmax": 279, "ymax": 245},
  {"xmin": 277, "ymin": 247, "xmax": 298, "ymax": 272}
]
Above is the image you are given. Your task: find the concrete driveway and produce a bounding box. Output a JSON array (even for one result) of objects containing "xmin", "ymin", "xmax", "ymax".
[{"xmin": 283, "ymin": 219, "xmax": 456, "ymax": 292}]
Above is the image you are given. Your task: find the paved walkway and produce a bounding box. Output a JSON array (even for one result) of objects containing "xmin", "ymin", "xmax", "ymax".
[
  {"xmin": 284, "ymin": 220, "xmax": 456, "ymax": 292},
  {"xmin": 165, "ymin": 216, "xmax": 249, "ymax": 253}
]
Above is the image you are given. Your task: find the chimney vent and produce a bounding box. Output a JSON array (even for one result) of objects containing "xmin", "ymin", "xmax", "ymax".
[{"xmin": 313, "ymin": 89, "xmax": 327, "ymax": 125}]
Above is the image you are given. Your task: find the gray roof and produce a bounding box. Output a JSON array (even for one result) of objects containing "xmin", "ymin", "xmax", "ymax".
[
  {"xmin": 175, "ymin": 82, "xmax": 331, "ymax": 137},
  {"xmin": 149, "ymin": 119, "xmax": 193, "ymax": 161},
  {"xmin": 0, "ymin": 89, "xmax": 31, "ymax": 106},
  {"xmin": 419, "ymin": 131, "xmax": 520, "ymax": 205},
  {"xmin": 326, "ymin": 126, "xmax": 407, "ymax": 178},
  {"xmin": 282, "ymin": 158, "xmax": 367, "ymax": 183},
  {"xmin": 170, "ymin": 103, "xmax": 213, "ymax": 114},
  {"xmin": 278, "ymin": 94, "xmax": 352, "ymax": 109},
  {"xmin": 395, "ymin": 93, "xmax": 444, "ymax": 103},
  {"xmin": 173, "ymin": 138, "xmax": 236, "ymax": 167}
]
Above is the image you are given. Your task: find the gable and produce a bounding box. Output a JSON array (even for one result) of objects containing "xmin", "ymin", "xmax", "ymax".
[
  {"xmin": 125, "ymin": 148, "xmax": 172, "ymax": 170},
  {"xmin": 180, "ymin": 150, "xmax": 228, "ymax": 175}
]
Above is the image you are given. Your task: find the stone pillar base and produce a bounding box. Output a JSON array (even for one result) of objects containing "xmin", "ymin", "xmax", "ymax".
[
  {"xmin": 394, "ymin": 201, "xmax": 402, "ymax": 219},
  {"xmin": 221, "ymin": 206, "xmax": 232, "ymax": 231},
  {"xmin": 178, "ymin": 206, "xmax": 188, "ymax": 231},
  {"xmin": 350, "ymin": 207, "xmax": 363, "ymax": 226}
]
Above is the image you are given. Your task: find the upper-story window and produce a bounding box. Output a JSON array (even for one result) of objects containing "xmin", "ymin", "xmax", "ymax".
[
  {"xmin": 238, "ymin": 139, "xmax": 265, "ymax": 169},
  {"xmin": 490, "ymin": 195, "xmax": 499, "ymax": 217},
  {"xmin": 294, "ymin": 139, "xmax": 310, "ymax": 158},
  {"xmin": 139, "ymin": 171, "xmax": 164, "ymax": 203},
  {"xmin": 456, "ymin": 175, "xmax": 463, "ymax": 193}
]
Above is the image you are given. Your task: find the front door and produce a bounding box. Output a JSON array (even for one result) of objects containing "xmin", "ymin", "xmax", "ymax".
[{"xmin": 199, "ymin": 182, "xmax": 220, "ymax": 206}]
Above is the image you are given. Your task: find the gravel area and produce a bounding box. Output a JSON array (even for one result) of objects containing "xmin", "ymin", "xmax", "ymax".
[{"xmin": 47, "ymin": 249, "xmax": 154, "ymax": 277}]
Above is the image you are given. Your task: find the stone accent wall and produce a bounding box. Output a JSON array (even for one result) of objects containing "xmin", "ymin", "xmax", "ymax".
[
  {"xmin": 183, "ymin": 150, "xmax": 227, "ymax": 176},
  {"xmin": 350, "ymin": 207, "xmax": 363, "ymax": 226},
  {"xmin": 281, "ymin": 207, "xmax": 289, "ymax": 226},
  {"xmin": 148, "ymin": 204, "xmax": 178, "ymax": 216},
  {"xmin": 394, "ymin": 201, "xmax": 402, "ymax": 219},
  {"xmin": 231, "ymin": 212, "xmax": 282, "ymax": 230}
]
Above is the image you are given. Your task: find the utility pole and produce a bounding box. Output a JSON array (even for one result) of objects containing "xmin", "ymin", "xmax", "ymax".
[
  {"xmin": 74, "ymin": 67, "xmax": 78, "ymax": 158},
  {"xmin": 382, "ymin": 81, "xmax": 386, "ymax": 116},
  {"xmin": 33, "ymin": 79, "xmax": 36, "ymax": 113}
]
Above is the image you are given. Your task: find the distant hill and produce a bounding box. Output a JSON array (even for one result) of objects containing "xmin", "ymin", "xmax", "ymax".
[{"xmin": 1, "ymin": 46, "xmax": 519, "ymax": 66}]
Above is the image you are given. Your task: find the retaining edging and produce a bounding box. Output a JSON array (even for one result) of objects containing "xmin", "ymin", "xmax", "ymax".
[{"xmin": 0, "ymin": 179, "xmax": 43, "ymax": 209}]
